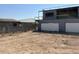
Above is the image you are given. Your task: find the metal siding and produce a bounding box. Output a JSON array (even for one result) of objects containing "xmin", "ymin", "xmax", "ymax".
[
  {"xmin": 39, "ymin": 19, "xmax": 79, "ymax": 32},
  {"xmin": 66, "ymin": 23, "xmax": 79, "ymax": 32},
  {"xmin": 41, "ymin": 23, "xmax": 59, "ymax": 31}
]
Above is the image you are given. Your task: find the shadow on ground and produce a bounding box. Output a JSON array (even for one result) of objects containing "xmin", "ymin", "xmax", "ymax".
[{"xmin": 33, "ymin": 30, "xmax": 79, "ymax": 36}]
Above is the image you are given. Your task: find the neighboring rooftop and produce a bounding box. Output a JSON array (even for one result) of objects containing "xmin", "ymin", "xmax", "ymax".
[
  {"xmin": 20, "ymin": 18, "xmax": 35, "ymax": 23},
  {"xmin": 0, "ymin": 18, "xmax": 20, "ymax": 22},
  {"xmin": 0, "ymin": 18, "xmax": 35, "ymax": 23}
]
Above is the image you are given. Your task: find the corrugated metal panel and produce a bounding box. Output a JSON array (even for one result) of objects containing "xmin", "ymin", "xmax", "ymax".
[
  {"xmin": 41, "ymin": 23, "xmax": 59, "ymax": 31},
  {"xmin": 66, "ymin": 23, "xmax": 79, "ymax": 32}
]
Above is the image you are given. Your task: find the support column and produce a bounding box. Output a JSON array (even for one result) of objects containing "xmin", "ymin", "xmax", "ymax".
[
  {"xmin": 59, "ymin": 22, "xmax": 65, "ymax": 33},
  {"xmin": 53, "ymin": 10, "xmax": 57, "ymax": 19},
  {"xmin": 78, "ymin": 7, "xmax": 79, "ymax": 18},
  {"xmin": 38, "ymin": 22, "xmax": 41, "ymax": 32}
]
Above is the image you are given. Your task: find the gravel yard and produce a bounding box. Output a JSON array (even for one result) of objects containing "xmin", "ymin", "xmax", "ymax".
[{"xmin": 0, "ymin": 31, "xmax": 79, "ymax": 54}]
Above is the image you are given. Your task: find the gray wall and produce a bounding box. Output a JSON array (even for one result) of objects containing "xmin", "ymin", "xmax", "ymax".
[
  {"xmin": 38, "ymin": 19, "xmax": 79, "ymax": 32},
  {"xmin": 0, "ymin": 22, "xmax": 35, "ymax": 33}
]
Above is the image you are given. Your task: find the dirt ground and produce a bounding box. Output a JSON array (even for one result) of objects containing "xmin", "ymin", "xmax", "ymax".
[{"xmin": 0, "ymin": 31, "xmax": 79, "ymax": 54}]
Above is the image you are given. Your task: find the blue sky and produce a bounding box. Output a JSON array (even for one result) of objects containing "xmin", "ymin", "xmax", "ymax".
[{"xmin": 0, "ymin": 4, "xmax": 79, "ymax": 20}]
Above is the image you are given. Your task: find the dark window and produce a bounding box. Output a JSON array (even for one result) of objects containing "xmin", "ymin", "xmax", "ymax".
[
  {"xmin": 13, "ymin": 23, "xmax": 18, "ymax": 27},
  {"xmin": 56, "ymin": 7, "xmax": 78, "ymax": 19},
  {"xmin": 45, "ymin": 12, "xmax": 54, "ymax": 17}
]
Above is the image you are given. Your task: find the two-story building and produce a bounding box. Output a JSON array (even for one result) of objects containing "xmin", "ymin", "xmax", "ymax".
[{"xmin": 36, "ymin": 6, "xmax": 79, "ymax": 33}]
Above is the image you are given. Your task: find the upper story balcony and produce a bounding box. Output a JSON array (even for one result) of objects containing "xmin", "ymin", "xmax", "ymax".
[{"xmin": 43, "ymin": 6, "xmax": 79, "ymax": 20}]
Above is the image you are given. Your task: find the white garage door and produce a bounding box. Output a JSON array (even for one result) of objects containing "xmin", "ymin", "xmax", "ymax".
[
  {"xmin": 41, "ymin": 23, "xmax": 59, "ymax": 31},
  {"xmin": 66, "ymin": 23, "xmax": 79, "ymax": 33}
]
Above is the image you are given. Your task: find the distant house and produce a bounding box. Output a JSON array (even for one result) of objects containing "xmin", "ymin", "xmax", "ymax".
[
  {"xmin": 0, "ymin": 18, "xmax": 35, "ymax": 33},
  {"xmin": 36, "ymin": 6, "xmax": 79, "ymax": 33}
]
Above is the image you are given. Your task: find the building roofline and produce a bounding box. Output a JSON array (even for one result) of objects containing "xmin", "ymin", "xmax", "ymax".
[{"xmin": 42, "ymin": 6, "xmax": 79, "ymax": 12}]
